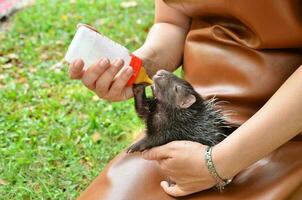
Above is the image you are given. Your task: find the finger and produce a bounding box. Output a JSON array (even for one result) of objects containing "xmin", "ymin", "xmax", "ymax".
[
  {"xmin": 122, "ymin": 86, "xmax": 134, "ymax": 100},
  {"xmin": 109, "ymin": 86, "xmax": 134, "ymax": 102},
  {"xmin": 142, "ymin": 145, "xmax": 172, "ymax": 160},
  {"xmin": 95, "ymin": 59, "xmax": 124, "ymax": 97},
  {"xmin": 69, "ymin": 59, "xmax": 84, "ymax": 79},
  {"xmin": 106, "ymin": 66, "xmax": 133, "ymax": 98},
  {"xmin": 82, "ymin": 58, "xmax": 110, "ymax": 90},
  {"xmin": 160, "ymin": 181, "xmax": 186, "ymax": 197}
]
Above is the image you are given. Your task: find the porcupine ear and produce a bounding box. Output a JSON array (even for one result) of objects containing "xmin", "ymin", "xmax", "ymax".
[{"xmin": 178, "ymin": 94, "xmax": 196, "ymax": 108}]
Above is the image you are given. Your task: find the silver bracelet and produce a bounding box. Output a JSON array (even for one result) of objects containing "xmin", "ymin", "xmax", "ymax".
[{"xmin": 204, "ymin": 146, "xmax": 232, "ymax": 192}]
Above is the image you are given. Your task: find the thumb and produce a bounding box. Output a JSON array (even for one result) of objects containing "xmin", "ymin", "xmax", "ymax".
[
  {"xmin": 160, "ymin": 181, "xmax": 186, "ymax": 197},
  {"xmin": 142, "ymin": 145, "xmax": 171, "ymax": 160}
]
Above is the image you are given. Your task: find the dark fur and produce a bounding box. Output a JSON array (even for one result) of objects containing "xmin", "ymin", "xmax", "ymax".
[{"xmin": 127, "ymin": 70, "xmax": 234, "ymax": 153}]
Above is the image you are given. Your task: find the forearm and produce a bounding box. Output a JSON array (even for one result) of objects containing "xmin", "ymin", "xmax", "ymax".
[
  {"xmin": 133, "ymin": 0, "xmax": 190, "ymax": 76},
  {"xmin": 133, "ymin": 22, "xmax": 188, "ymax": 76},
  {"xmin": 214, "ymin": 66, "xmax": 302, "ymax": 179}
]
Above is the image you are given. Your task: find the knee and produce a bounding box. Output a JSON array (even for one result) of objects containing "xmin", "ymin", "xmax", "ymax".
[{"xmin": 78, "ymin": 153, "xmax": 166, "ymax": 200}]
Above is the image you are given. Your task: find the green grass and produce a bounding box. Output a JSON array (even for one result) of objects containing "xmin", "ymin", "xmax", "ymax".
[{"xmin": 0, "ymin": 0, "xmax": 154, "ymax": 199}]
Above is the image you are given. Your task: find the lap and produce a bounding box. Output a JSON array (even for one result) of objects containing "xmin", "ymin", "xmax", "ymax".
[{"xmin": 78, "ymin": 138, "xmax": 302, "ymax": 200}]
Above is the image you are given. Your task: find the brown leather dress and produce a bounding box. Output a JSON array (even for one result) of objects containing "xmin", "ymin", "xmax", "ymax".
[{"xmin": 78, "ymin": 1, "xmax": 302, "ymax": 199}]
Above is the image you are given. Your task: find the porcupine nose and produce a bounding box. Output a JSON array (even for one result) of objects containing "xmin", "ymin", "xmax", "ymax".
[
  {"xmin": 156, "ymin": 70, "xmax": 170, "ymax": 76},
  {"xmin": 153, "ymin": 70, "xmax": 171, "ymax": 83}
]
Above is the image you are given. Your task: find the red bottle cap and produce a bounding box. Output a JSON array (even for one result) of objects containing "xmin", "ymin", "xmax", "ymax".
[{"xmin": 127, "ymin": 54, "xmax": 142, "ymax": 86}]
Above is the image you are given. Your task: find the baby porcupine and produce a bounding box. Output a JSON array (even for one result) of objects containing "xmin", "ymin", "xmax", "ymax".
[{"xmin": 127, "ymin": 70, "xmax": 234, "ymax": 153}]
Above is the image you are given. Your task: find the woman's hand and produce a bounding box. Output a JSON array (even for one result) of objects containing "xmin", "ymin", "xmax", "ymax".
[
  {"xmin": 142, "ymin": 141, "xmax": 217, "ymax": 197},
  {"xmin": 69, "ymin": 58, "xmax": 134, "ymax": 102}
]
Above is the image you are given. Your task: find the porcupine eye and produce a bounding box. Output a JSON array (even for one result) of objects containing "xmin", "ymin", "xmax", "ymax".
[{"xmin": 174, "ymin": 85, "xmax": 178, "ymax": 93}]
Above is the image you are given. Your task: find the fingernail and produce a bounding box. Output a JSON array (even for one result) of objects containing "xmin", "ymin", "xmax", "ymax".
[
  {"xmin": 98, "ymin": 58, "xmax": 104, "ymax": 64},
  {"xmin": 160, "ymin": 181, "xmax": 168, "ymax": 187},
  {"xmin": 113, "ymin": 59, "xmax": 124, "ymax": 67},
  {"xmin": 74, "ymin": 59, "xmax": 82, "ymax": 66},
  {"xmin": 98, "ymin": 58, "xmax": 108, "ymax": 66}
]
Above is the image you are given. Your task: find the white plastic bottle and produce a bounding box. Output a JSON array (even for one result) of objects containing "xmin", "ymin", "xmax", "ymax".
[{"xmin": 64, "ymin": 24, "xmax": 152, "ymax": 85}]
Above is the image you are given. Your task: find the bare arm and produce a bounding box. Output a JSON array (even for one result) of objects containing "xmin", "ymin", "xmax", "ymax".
[
  {"xmin": 214, "ymin": 66, "xmax": 302, "ymax": 179},
  {"xmin": 134, "ymin": 0, "xmax": 190, "ymax": 76},
  {"xmin": 142, "ymin": 65, "xmax": 302, "ymax": 197},
  {"xmin": 69, "ymin": 0, "xmax": 190, "ymax": 101}
]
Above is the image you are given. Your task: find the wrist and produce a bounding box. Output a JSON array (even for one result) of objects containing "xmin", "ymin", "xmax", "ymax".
[
  {"xmin": 204, "ymin": 146, "xmax": 232, "ymax": 191},
  {"xmin": 133, "ymin": 44, "xmax": 180, "ymax": 77},
  {"xmin": 211, "ymin": 142, "xmax": 242, "ymax": 180},
  {"xmin": 133, "ymin": 45, "xmax": 159, "ymax": 77}
]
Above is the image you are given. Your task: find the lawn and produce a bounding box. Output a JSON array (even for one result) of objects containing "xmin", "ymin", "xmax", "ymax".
[{"xmin": 0, "ymin": 0, "xmax": 154, "ymax": 199}]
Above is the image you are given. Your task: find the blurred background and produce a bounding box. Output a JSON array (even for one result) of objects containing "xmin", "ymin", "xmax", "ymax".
[{"xmin": 0, "ymin": 0, "xmax": 154, "ymax": 199}]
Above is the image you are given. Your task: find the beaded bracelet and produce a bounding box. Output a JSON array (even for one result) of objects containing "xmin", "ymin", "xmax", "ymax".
[{"xmin": 204, "ymin": 146, "xmax": 232, "ymax": 192}]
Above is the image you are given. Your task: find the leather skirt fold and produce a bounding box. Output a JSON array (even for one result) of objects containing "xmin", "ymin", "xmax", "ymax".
[{"xmin": 78, "ymin": 137, "xmax": 302, "ymax": 200}]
